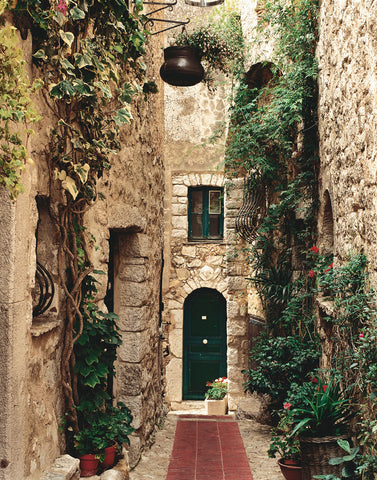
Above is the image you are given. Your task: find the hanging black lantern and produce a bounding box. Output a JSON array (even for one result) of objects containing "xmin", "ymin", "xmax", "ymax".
[{"xmin": 160, "ymin": 46, "xmax": 204, "ymax": 87}]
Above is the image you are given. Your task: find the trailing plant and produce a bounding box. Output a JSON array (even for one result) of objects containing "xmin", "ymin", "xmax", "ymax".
[
  {"xmin": 8, "ymin": 0, "xmax": 156, "ymax": 447},
  {"xmin": 0, "ymin": 0, "xmax": 41, "ymax": 198},
  {"xmin": 226, "ymin": 0, "xmax": 319, "ymax": 337},
  {"xmin": 172, "ymin": 5, "xmax": 244, "ymax": 90}
]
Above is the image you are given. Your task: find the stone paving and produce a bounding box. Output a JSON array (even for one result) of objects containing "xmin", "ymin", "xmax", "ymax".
[{"xmin": 129, "ymin": 403, "xmax": 282, "ymax": 480}]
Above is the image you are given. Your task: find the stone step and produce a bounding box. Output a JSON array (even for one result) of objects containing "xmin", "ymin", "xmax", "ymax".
[{"xmin": 169, "ymin": 401, "xmax": 205, "ymax": 412}]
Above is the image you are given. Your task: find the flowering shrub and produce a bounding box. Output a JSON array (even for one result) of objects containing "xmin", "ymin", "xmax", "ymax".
[
  {"xmin": 205, "ymin": 377, "xmax": 229, "ymax": 400},
  {"xmin": 284, "ymin": 375, "xmax": 350, "ymax": 438}
]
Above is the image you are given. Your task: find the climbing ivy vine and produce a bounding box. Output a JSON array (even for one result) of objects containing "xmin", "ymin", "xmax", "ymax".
[
  {"xmin": 5, "ymin": 0, "xmax": 155, "ymax": 441},
  {"xmin": 0, "ymin": 0, "xmax": 41, "ymax": 198},
  {"xmin": 230, "ymin": 0, "xmax": 321, "ymax": 411}
]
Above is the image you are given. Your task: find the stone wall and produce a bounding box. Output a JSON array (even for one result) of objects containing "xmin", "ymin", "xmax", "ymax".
[
  {"xmin": 316, "ymin": 0, "xmax": 377, "ymax": 360},
  {"xmin": 163, "ymin": 173, "xmax": 254, "ymax": 410},
  {"xmin": 0, "ymin": 19, "xmax": 165, "ymax": 480}
]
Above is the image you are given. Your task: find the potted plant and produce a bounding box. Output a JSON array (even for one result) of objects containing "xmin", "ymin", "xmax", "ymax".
[
  {"xmin": 205, "ymin": 377, "xmax": 229, "ymax": 415},
  {"xmin": 73, "ymin": 402, "xmax": 135, "ymax": 475},
  {"xmin": 268, "ymin": 412, "xmax": 302, "ymax": 480},
  {"xmin": 99, "ymin": 402, "xmax": 135, "ymax": 468},
  {"xmin": 73, "ymin": 419, "xmax": 108, "ymax": 477},
  {"xmin": 161, "ymin": 8, "xmax": 243, "ymax": 89},
  {"xmin": 284, "ymin": 375, "xmax": 350, "ymax": 479}
]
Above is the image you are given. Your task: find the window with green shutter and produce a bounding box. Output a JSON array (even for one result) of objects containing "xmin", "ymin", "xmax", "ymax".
[{"xmin": 188, "ymin": 187, "xmax": 224, "ymax": 241}]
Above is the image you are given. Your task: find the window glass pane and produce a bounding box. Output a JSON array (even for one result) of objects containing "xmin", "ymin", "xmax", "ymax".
[
  {"xmin": 209, "ymin": 190, "xmax": 221, "ymax": 214},
  {"xmin": 192, "ymin": 190, "xmax": 203, "ymax": 214},
  {"xmin": 191, "ymin": 214, "xmax": 203, "ymax": 237},
  {"xmin": 209, "ymin": 215, "xmax": 220, "ymax": 237}
]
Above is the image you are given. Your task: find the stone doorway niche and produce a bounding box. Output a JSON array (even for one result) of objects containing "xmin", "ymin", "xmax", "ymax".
[
  {"xmin": 108, "ymin": 228, "xmax": 162, "ymax": 464},
  {"xmin": 182, "ymin": 288, "xmax": 227, "ymax": 400}
]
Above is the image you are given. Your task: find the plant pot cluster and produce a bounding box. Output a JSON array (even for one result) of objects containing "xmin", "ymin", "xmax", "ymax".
[{"xmin": 79, "ymin": 442, "xmax": 117, "ymax": 477}]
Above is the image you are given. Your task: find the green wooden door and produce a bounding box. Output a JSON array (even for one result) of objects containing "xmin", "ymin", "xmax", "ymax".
[{"xmin": 183, "ymin": 288, "xmax": 227, "ymax": 400}]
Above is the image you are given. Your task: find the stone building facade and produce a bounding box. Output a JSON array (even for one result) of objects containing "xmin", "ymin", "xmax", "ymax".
[
  {"xmin": 162, "ymin": 2, "xmax": 264, "ymax": 412},
  {"xmin": 0, "ymin": 12, "xmax": 165, "ymax": 480},
  {"xmin": 2, "ymin": 0, "xmax": 377, "ymax": 478}
]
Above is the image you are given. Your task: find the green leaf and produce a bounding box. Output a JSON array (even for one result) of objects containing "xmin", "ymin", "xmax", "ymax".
[
  {"xmin": 72, "ymin": 79, "xmax": 93, "ymax": 96},
  {"xmin": 120, "ymin": 83, "xmax": 134, "ymax": 104},
  {"xmin": 70, "ymin": 6, "xmax": 86, "ymax": 19},
  {"xmin": 59, "ymin": 30, "xmax": 75, "ymax": 48},
  {"xmin": 337, "ymin": 439, "xmax": 351, "ymax": 454},
  {"xmin": 74, "ymin": 53, "xmax": 93, "ymax": 69},
  {"xmin": 114, "ymin": 106, "xmax": 132, "ymax": 126},
  {"xmin": 113, "ymin": 44, "xmax": 123, "ymax": 54},
  {"xmin": 33, "ymin": 49, "xmax": 47, "ymax": 60},
  {"xmin": 73, "ymin": 163, "xmax": 90, "ymax": 183},
  {"xmin": 94, "ymin": 81, "xmax": 112, "ymax": 98},
  {"xmin": 60, "ymin": 58, "xmax": 75, "ymax": 72},
  {"xmin": 84, "ymin": 372, "xmax": 100, "ymax": 388}
]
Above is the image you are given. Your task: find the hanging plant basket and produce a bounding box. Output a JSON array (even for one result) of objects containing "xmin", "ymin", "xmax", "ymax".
[{"xmin": 160, "ymin": 46, "xmax": 204, "ymax": 87}]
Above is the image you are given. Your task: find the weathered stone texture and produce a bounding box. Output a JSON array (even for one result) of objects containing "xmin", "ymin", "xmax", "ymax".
[
  {"xmin": 0, "ymin": 23, "xmax": 165, "ymax": 480},
  {"xmin": 317, "ymin": 0, "xmax": 377, "ymax": 281}
]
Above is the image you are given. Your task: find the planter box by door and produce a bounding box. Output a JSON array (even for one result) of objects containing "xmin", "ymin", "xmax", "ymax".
[{"xmin": 205, "ymin": 396, "xmax": 228, "ymax": 415}]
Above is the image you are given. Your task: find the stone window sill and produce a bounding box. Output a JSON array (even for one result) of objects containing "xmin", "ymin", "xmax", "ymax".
[{"xmin": 31, "ymin": 313, "xmax": 60, "ymax": 336}]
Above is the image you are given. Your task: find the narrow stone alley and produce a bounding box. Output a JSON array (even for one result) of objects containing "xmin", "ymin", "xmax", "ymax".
[{"xmin": 129, "ymin": 404, "xmax": 282, "ymax": 480}]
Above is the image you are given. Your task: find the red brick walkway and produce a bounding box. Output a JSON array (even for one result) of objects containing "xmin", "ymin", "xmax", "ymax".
[{"xmin": 165, "ymin": 415, "xmax": 253, "ymax": 480}]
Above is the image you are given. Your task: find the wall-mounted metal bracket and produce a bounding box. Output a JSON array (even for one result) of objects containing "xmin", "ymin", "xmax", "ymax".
[{"xmin": 136, "ymin": 1, "xmax": 190, "ymax": 35}]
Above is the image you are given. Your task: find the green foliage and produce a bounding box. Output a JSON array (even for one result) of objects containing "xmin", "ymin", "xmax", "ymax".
[
  {"xmin": 14, "ymin": 0, "xmax": 149, "ymax": 201},
  {"xmin": 73, "ymin": 402, "xmax": 134, "ymax": 457},
  {"xmin": 314, "ymin": 439, "xmax": 359, "ymax": 480},
  {"xmin": 0, "ymin": 0, "xmax": 41, "ymax": 198},
  {"xmin": 225, "ymin": 0, "xmax": 319, "ymax": 340},
  {"xmin": 173, "ymin": 6, "xmax": 243, "ymax": 90},
  {"xmin": 268, "ymin": 421, "xmax": 301, "ymax": 460},
  {"xmin": 242, "ymin": 335, "xmax": 320, "ymax": 407},
  {"xmin": 205, "ymin": 377, "xmax": 228, "ymax": 400},
  {"xmin": 74, "ymin": 273, "xmax": 121, "ymax": 415},
  {"xmin": 285, "ymin": 376, "xmax": 350, "ymax": 438}
]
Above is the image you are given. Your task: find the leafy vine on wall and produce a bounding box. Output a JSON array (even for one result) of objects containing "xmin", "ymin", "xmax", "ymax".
[
  {"xmin": 0, "ymin": 0, "xmax": 41, "ymax": 198},
  {"xmin": 3, "ymin": 0, "xmax": 155, "ymax": 440}
]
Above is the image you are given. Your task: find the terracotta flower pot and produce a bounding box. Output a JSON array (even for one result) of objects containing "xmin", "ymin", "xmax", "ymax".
[
  {"xmin": 78, "ymin": 453, "xmax": 99, "ymax": 477},
  {"xmin": 160, "ymin": 46, "xmax": 205, "ymax": 87},
  {"xmin": 278, "ymin": 458, "xmax": 303, "ymax": 480},
  {"xmin": 102, "ymin": 441, "xmax": 117, "ymax": 469}
]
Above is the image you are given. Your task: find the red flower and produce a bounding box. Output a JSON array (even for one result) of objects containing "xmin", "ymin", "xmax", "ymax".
[
  {"xmin": 324, "ymin": 263, "xmax": 333, "ymax": 274},
  {"xmin": 309, "ymin": 375, "xmax": 318, "ymax": 384},
  {"xmin": 283, "ymin": 402, "xmax": 292, "ymax": 409},
  {"xmin": 206, "ymin": 381, "xmax": 211, "ymax": 386},
  {"xmin": 310, "ymin": 246, "xmax": 319, "ymax": 254},
  {"xmin": 309, "ymin": 270, "xmax": 315, "ymax": 278},
  {"xmin": 322, "ymin": 385, "xmax": 327, "ymax": 393},
  {"xmin": 359, "ymin": 333, "xmax": 364, "ymax": 339}
]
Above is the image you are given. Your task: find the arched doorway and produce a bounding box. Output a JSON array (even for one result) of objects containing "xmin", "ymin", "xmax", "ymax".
[{"xmin": 183, "ymin": 288, "xmax": 227, "ymax": 400}]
